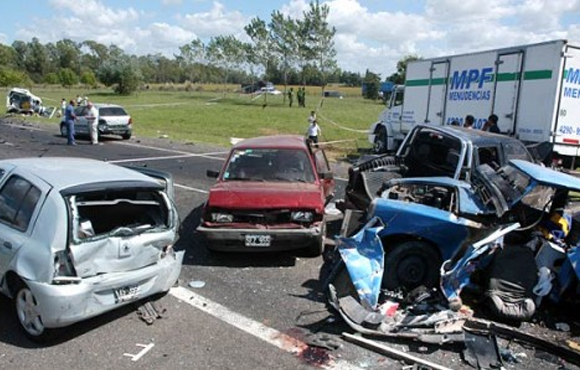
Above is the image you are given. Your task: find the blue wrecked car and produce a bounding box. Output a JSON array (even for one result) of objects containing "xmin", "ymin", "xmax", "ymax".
[{"xmin": 346, "ymin": 159, "xmax": 580, "ymax": 291}]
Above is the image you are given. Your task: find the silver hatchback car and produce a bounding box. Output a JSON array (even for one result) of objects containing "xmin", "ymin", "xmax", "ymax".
[
  {"xmin": 0, "ymin": 157, "xmax": 183, "ymax": 341},
  {"xmin": 60, "ymin": 103, "xmax": 133, "ymax": 141}
]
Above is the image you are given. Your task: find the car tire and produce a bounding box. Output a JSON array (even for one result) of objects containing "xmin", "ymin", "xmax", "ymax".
[
  {"xmin": 382, "ymin": 240, "xmax": 441, "ymax": 291},
  {"xmin": 14, "ymin": 280, "xmax": 51, "ymax": 342},
  {"xmin": 373, "ymin": 125, "xmax": 387, "ymax": 154},
  {"xmin": 60, "ymin": 123, "xmax": 68, "ymax": 138},
  {"xmin": 121, "ymin": 132, "xmax": 132, "ymax": 140}
]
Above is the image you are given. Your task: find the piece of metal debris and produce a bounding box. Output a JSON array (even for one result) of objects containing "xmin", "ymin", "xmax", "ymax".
[
  {"xmin": 342, "ymin": 332, "xmax": 453, "ymax": 370},
  {"xmin": 137, "ymin": 301, "xmax": 167, "ymax": 325},
  {"xmin": 305, "ymin": 333, "xmax": 342, "ymax": 351}
]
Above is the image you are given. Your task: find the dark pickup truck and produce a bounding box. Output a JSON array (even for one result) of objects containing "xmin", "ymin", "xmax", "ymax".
[{"xmin": 343, "ymin": 124, "xmax": 552, "ymax": 211}]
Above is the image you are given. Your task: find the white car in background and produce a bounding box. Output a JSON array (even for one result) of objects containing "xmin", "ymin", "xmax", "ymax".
[
  {"xmin": 0, "ymin": 157, "xmax": 183, "ymax": 341},
  {"xmin": 60, "ymin": 103, "xmax": 133, "ymax": 141}
]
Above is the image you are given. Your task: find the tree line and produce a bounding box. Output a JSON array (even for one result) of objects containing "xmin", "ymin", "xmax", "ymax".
[{"xmin": 0, "ymin": 1, "xmax": 373, "ymax": 95}]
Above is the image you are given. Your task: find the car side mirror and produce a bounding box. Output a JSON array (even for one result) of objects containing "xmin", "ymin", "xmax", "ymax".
[
  {"xmin": 319, "ymin": 171, "xmax": 333, "ymax": 180},
  {"xmin": 206, "ymin": 170, "xmax": 219, "ymax": 178}
]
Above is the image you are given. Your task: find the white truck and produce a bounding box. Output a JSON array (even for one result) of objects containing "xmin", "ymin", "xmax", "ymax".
[{"xmin": 369, "ymin": 39, "xmax": 580, "ymax": 166}]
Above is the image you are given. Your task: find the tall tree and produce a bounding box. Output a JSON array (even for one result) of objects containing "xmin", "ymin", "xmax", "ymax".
[
  {"xmin": 206, "ymin": 35, "xmax": 247, "ymax": 94},
  {"xmin": 301, "ymin": 0, "xmax": 337, "ymax": 98},
  {"xmin": 244, "ymin": 17, "xmax": 274, "ymax": 83},
  {"xmin": 269, "ymin": 11, "xmax": 298, "ymax": 93},
  {"xmin": 55, "ymin": 39, "xmax": 81, "ymax": 73},
  {"xmin": 177, "ymin": 38, "xmax": 206, "ymax": 83},
  {"xmin": 387, "ymin": 54, "xmax": 421, "ymax": 84}
]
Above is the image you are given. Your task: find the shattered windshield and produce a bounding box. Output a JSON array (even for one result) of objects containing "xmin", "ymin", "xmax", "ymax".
[
  {"xmin": 223, "ymin": 148, "xmax": 316, "ymax": 183},
  {"xmin": 69, "ymin": 189, "xmax": 170, "ymax": 242}
]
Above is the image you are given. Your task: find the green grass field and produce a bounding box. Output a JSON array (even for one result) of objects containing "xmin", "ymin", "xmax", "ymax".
[{"xmin": 6, "ymin": 85, "xmax": 385, "ymax": 155}]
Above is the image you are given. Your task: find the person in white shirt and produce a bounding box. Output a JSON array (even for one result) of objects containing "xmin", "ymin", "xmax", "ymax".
[
  {"xmin": 86, "ymin": 101, "xmax": 100, "ymax": 145},
  {"xmin": 306, "ymin": 111, "xmax": 321, "ymax": 144}
]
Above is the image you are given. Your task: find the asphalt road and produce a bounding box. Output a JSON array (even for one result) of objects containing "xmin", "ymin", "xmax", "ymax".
[
  {"xmin": 0, "ymin": 118, "xmax": 570, "ymax": 370},
  {"xmin": 0, "ymin": 119, "xmax": 401, "ymax": 370}
]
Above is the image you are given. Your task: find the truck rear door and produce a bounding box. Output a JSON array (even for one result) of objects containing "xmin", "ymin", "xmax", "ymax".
[
  {"xmin": 425, "ymin": 60, "xmax": 450, "ymax": 126},
  {"xmin": 492, "ymin": 51, "xmax": 524, "ymax": 134},
  {"xmin": 554, "ymin": 44, "xmax": 580, "ymax": 157}
]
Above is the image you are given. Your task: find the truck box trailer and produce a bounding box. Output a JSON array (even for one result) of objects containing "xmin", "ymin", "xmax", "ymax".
[{"xmin": 369, "ymin": 39, "xmax": 580, "ymax": 166}]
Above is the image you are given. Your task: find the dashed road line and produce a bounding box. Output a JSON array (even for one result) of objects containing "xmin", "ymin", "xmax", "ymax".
[{"xmin": 170, "ymin": 286, "xmax": 363, "ymax": 370}]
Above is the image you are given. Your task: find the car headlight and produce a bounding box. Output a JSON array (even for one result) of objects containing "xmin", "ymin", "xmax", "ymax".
[
  {"xmin": 211, "ymin": 213, "xmax": 234, "ymax": 223},
  {"xmin": 291, "ymin": 211, "xmax": 314, "ymax": 222}
]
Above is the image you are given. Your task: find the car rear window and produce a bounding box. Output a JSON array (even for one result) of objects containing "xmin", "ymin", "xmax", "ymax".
[{"xmin": 99, "ymin": 107, "xmax": 128, "ymax": 116}]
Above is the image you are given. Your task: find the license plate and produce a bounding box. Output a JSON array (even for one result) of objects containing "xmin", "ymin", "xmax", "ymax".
[
  {"xmin": 114, "ymin": 285, "xmax": 140, "ymax": 303},
  {"xmin": 245, "ymin": 234, "xmax": 271, "ymax": 247}
]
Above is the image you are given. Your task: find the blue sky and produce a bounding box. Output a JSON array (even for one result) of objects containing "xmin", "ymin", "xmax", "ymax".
[{"xmin": 1, "ymin": 0, "xmax": 580, "ymax": 77}]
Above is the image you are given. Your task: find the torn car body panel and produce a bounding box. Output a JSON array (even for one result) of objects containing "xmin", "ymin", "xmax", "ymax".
[{"xmin": 336, "ymin": 217, "xmax": 384, "ymax": 309}]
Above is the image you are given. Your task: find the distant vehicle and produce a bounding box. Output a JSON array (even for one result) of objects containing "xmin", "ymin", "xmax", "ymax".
[
  {"xmin": 369, "ymin": 39, "xmax": 580, "ymax": 168},
  {"xmin": 323, "ymin": 90, "xmax": 344, "ymax": 99},
  {"xmin": 6, "ymin": 88, "xmax": 44, "ymax": 115},
  {"xmin": 259, "ymin": 86, "xmax": 282, "ymax": 95},
  {"xmin": 0, "ymin": 157, "xmax": 183, "ymax": 341},
  {"xmin": 60, "ymin": 103, "xmax": 133, "ymax": 140},
  {"xmin": 198, "ymin": 135, "xmax": 335, "ymax": 256}
]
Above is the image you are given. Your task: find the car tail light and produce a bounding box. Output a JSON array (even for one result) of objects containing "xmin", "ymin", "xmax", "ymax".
[{"xmin": 53, "ymin": 250, "xmax": 80, "ymax": 284}]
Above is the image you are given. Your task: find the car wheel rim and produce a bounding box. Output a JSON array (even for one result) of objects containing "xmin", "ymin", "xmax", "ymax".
[
  {"xmin": 397, "ymin": 256, "xmax": 426, "ymax": 286},
  {"xmin": 16, "ymin": 288, "xmax": 44, "ymax": 337}
]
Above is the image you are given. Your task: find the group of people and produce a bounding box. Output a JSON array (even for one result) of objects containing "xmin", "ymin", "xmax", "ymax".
[
  {"xmin": 61, "ymin": 98, "xmax": 100, "ymax": 146},
  {"xmin": 461, "ymin": 114, "xmax": 500, "ymax": 133},
  {"xmin": 287, "ymin": 86, "xmax": 307, "ymax": 108}
]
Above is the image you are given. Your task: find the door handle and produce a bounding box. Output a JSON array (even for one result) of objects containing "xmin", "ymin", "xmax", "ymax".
[{"xmin": 3, "ymin": 241, "xmax": 12, "ymax": 249}]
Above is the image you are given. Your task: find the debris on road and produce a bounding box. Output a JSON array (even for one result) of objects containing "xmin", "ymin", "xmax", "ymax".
[
  {"xmin": 136, "ymin": 301, "xmax": 167, "ymax": 325},
  {"xmin": 323, "ymin": 157, "xmax": 580, "ymax": 368},
  {"xmin": 188, "ymin": 280, "xmax": 206, "ymax": 289}
]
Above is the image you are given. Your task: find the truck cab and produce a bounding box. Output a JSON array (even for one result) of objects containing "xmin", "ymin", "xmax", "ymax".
[{"xmin": 368, "ymin": 85, "xmax": 405, "ymax": 154}]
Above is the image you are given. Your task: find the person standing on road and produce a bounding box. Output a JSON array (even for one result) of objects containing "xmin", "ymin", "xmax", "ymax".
[
  {"xmin": 306, "ymin": 110, "xmax": 321, "ymax": 145},
  {"xmin": 60, "ymin": 98, "xmax": 66, "ymax": 117},
  {"xmin": 87, "ymin": 101, "xmax": 100, "ymax": 145},
  {"xmin": 65, "ymin": 100, "xmax": 77, "ymax": 146}
]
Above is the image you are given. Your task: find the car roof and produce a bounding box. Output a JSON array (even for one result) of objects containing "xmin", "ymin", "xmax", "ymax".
[
  {"xmin": 94, "ymin": 103, "xmax": 125, "ymax": 109},
  {"xmin": 232, "ymin": 135, "xmax": 308, "ymax": 150},
  {"xmin": 509, "ymin": 159, "xmax": 580, "ymax": 192},
  {"xmin": 0, "ymin": 157, "xmax": 157, "ymax": 191},
  {"xmin": 415, "ymin": 125, "xmax": 523, "ymax": 146}
]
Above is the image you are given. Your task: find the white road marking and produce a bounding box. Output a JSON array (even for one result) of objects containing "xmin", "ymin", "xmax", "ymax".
[
  {"xmin": 107, "ymin": 153, "xmax": 221, "ymax": 164},
  {"xmin": 174, "ymin": 183, "xmax": 208, "ymax": 194},
  {"xmin": 170, "ymin": 286, "xmax": 363, "ymax": 370}
]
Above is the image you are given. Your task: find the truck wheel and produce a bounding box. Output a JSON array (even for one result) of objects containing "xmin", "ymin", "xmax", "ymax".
[
  {"xmin": 373, "ymin": 126, "xmax": 387, "ymax": 153},
  {"xmin": 382, "ymin": 241, "xmax": 441, "ymax": 291},
  {"xmin": 121, "ymin": 132, "xmax": 132, "ymax": 140},
  {"xmin": 14, "ymin": 280, "xmax": 52, "ymax": 342},
  {"xmin": 60, "ymin": 123, "xmax": 68, "ymax": 138}
]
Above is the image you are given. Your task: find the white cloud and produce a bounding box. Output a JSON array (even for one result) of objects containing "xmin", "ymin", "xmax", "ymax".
[
  {"xmin": 180, "ymin": 1, "xmax": 249, "ymax": 39},
  {"xmin": 7, "ymin": 0, "xmax": 580, "ymax": 76}
]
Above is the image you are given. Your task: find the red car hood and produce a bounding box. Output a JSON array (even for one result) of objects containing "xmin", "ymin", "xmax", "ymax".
[{"xmin": 208, "ymin": 181, "xmax": 324, "ymax": 211}]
